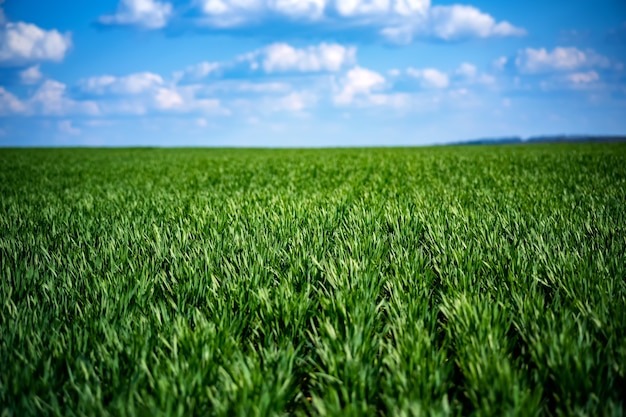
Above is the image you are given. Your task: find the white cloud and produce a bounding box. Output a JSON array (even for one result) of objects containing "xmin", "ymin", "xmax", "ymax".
[
  {"xmin": 493, "ymin": 56, "xmax": 507, "ymax": 71},
  {"xmin": 269, "ymin": 91, "xmax": 317, "ymax": 112},
  {"xmin": 334, "ymin": 66, "xmax": 386, "ymax": 105},
  {"xmin": 0, "ymin": 21, "xmax": 72, "ymax": 64},
  {"xmin": 30, "ymin": 80, "xmax": 100, "ymax": 116},
  {"xmin": 255, "ymin": 43, "xmax": 356, "ymax": 73},
  {"xmin": 0, "ymin": 86, "xmax": 26, "ymax": 114},
  {"xmin": 80, "ymin": 72, "xmax": 164, "ymax": 95},
  {"xmin": 154, "ymin": 87, "xmax": 184, "ymax": 109},
  {"xmin": 407, "ymin": 67, "xmax": 449, "ymax": 88},
  {"xmin": 198, "ymin": 0, "xmax": 432, "ymax": 22},
  {"xmin": 99, "ymin": 84, "xmax": 227, "ymax": 115},
  {"xmin": 427, "ymin": 5, "xmax": 525, "ymax": 40},
  {"xmin": 158, "ymin": 85, "xmax": 228, "ymax": 114},
  {"xmin": 392, "ymin": 0, "xmax": 430, "ymax": 16},
  {"xmin": 366, "ymin": 92, "xmax": 412, "ymax": 108},
  {"xmin": 1, "ymin": 81, "xmax": 100, "ymax": 116},
  {"xmin": 379, "ymin": 26, "xmax": 416, "ymax": 44},
  {"xmin": 58, "ymin": 120, "xmax": 81, "ymax": 135},
  {"xmin": 516, "ymin": 47, "xmax": 611, "ymax": 74},
  {"xmin": 99, "ymin": 0, "xmax": 173, "ymax": 29},
  {"xmin": 76, "ymin": 69, "xmax": 231, "ymax": 116},
  {"xmin": 174, "ymin": 61, "xmax": 221, "ymax": 82},
  {"xmin": 226, "ymin": 89, "xmax": 318, "ymax": 116},
  {"xmin": 566, "ymin": 71, "xmax": 599, "ymax": 85},
  {"xmin": 195, "ymin": 0, "xmax": 523, "ymax": 43},
  {"xmin": 200, "ymin": 80, "xmax": 293, "ymax": 95},
  {"xmin": 335, "ymin": 0, "xmax": 391, "ymax": 17},
  {"xmin": 456, "ymin": 62, "xmax": 477, "ymax": 78},
  {"xmin": 198, "ymin": 0, "xmax": 265, "ymax": 27},
  {"xmin": 537, "ymin": 70, "xmax": 604, "ymax": 91},
  {"xmin": 19, "ymin": 65, "xmax": 43, "ymax": 84},
  {"xmin": 455, "ymin": 62, "xmax": 495, "ymax": 85},
  {"xmin": 271, "ymin": 0, "xmax": 326, "ymax": 18}
]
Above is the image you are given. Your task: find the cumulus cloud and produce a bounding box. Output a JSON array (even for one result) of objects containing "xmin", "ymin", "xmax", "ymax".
[
  {"xmin": 0, "ymin": 86, "xmax": 27, "ymax": 114},
  {"xmin": 174, "ymin": 61, "xmax": 221, "ymax": 82},
  {"xmin": 454, "ymin": 62, "xmax": 495, "ymax": 85},
  {"xmin": 381, "ymin": 5, "xmax": 525, "ymax": 43},
  {"xmin": 516, "ymin": 47, "xmax": 611, "ymax": 74},
  {"xmin": 539, "ymin": 70, "xmax": 603, "ymax": 92},
  {"xmin": 0, "ymin": 20, "xmax": 72, "ymax": 64},
  {"xmin": 173, "ymin": 42, "xmax": 354, "ymax": 82},
  {"xmin": 58, "ymin": 120, "xmax": 81, "ymax": 135},
  {"xmin": 19, "ymin": 65, "xmax": 43, "ymax": 84},
  {"xmin": 455, "ymin": 62, "xmax": 477, "ymax": 78},
  {"xmin": 194, "ymin": 0, "xmax": 523, "ymax": 43},
  {"xmin": 31, "ymin": 80, "xmax": 100, "ymax": 116},
  {"xmin": 426, "ymin": 5, "xmax": 525, "ymax": 40},
  {"xmin": 94, "ymin": 0, "xmax": 527, "ymax": 45},
  {"xmin": 334, "ymin": 66, "xmax": 386, "ymax": 105},
  {"xmin": 99, "ymin": 0, "xmax": 173, "ymax": 29},
  {"xmin": 80, "ymin": 72, "xmax": 165, "ymax": 95},
  {"xmin": 153, "ymin": 87, "xmax": 184, "ymax": 109},
  {"xmin": 198, "ymin": 0, "xmax": 431, "ymax": 23},
  {"xmin": 257, "ymin": 43, "xmax": 356, "ymax": 73},
  {"xmin": 269, "ymin": 91, "xmax": 317, "ymax": 112},
  {"xmin": 79, "ymin": 72, "xmax": 228, "ymax": 115},
  {"xmin": 200, "ymin": 80, "xmax": 292, "ymax": 95},
  {"xmin": 406, "ymin": 67, "xmax": 449, "ymax": 88},
  {"xmin": 566, "ymin": 71, "xmax": 600, "ymax": 85},
  {"xmin": 493, "ymin": 56, "xmax": 508, "ymax": 71},
  {"xmin": 1, "ymin": 80, "xmax": 100, "ymax": 116}
]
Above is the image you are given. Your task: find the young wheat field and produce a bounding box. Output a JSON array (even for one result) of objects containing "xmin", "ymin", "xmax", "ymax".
[{"xmin": 1, "ymin": 144, "xmax": 625, "ymax": 416}]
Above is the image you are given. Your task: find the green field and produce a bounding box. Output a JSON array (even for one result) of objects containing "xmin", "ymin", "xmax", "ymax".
[{"xmin": 1, "ymin": 144, "xmax": 625, "ymax": 416}]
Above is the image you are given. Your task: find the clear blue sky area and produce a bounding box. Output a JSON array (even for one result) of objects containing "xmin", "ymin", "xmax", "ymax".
[{"xmin": 1, "ymin": 0, "xmax": 625, "ymax": 146}]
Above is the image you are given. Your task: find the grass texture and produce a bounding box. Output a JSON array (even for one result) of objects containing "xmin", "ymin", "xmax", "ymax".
[{"xmin": 1, "ymin": 144, "xmax": 625, "ymax": 416}]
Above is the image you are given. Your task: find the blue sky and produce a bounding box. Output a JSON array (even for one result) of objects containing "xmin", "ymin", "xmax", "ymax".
[{"xmin": 0, "ymin": 0, "xmax": 625, "ymax": 146}]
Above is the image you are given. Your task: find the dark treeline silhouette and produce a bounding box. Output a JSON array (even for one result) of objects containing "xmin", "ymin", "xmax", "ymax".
[{"xmin": 448, "ymin": 135, "xmax": 626, "ymax": 146}]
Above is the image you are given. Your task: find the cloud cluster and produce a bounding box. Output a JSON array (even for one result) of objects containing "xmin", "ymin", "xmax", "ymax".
[
  {"xmin": 80, "ymin": 72, "xmax": 165, "ymax": 95},
  {"xmin": 19, "ymin": 65, "xmax": 43, "ymax": 84},
  {"xmin": 3, "ymin": 42, "xmax": 355, "ymax": 117},
  {"xmin": 99, "ymin": 0, "xmax": 525, "ymax": 44},
  {"xmin": 0, "ymin": 80, "xmax": 99, "ymax": 116},
  {"xmin": 202, "ymin": 0, "xmax": 526, "ymax": 44},
  {"xmin": 58, "ymin": 120, "xmax": 81, "ymax": 135},
  {"xmin": 407, "ymin": 5, "xmax": 524, "ymax": 42},
  {"xmin": 1, "ymin": 38, "xmax": 509, "ymax": 121},
  {"xmin": 99, "ymin": 0, "xmax": 173, "ymax": 29},
  {"xmin": 407, "ymin": 67, "xmax": 449, "ymax": 88},
  {"xmin": 251, "ymin": 43, "xmax": 356, "ymax": 73},
  {"xmin": 334, "ymin": 66, "xmax": 386, "ymax": 105},
  {"xmin": 566, "ymin": 71, "xmax": 599, "ymax": 85},
  {"xmin": 197, "ymin": 0, "xmax": 430, "ymax": 24},
  {"xmin": 79, "ymin": 72, "xmax": 227, "ymax": 115},
  {"xmin": 0, "ymin": 20, "xmax": 72, "ymax": 65},
  {"xmin": 174, "ymin": 61, "xmax": 221, "ymax": 82},
  {"xmin": 516, "ymin": 47, "xmax": 611, "ymax": 74},
  {"xmin": 174, "ymin": 42, "xmax": 356, "ymax": 82},
  {"xmin": 3, "ymin": 35, "xmax": 619, "ymax": 126}
]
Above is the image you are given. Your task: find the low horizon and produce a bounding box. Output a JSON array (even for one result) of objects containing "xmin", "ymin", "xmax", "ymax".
[{"xmin": 2, "ymin": 134, "xmax": 626, "ymax": 149}]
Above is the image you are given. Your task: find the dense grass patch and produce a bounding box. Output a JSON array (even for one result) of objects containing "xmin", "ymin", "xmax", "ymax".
[{"xmin": 1, "ymin": 144, "xmax": 625, "ymax": 416}]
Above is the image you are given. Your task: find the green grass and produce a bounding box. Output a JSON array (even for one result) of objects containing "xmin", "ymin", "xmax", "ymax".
[{"xmin": 1, "ymin": 144, "xmax": 625, "ymax": 416}]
